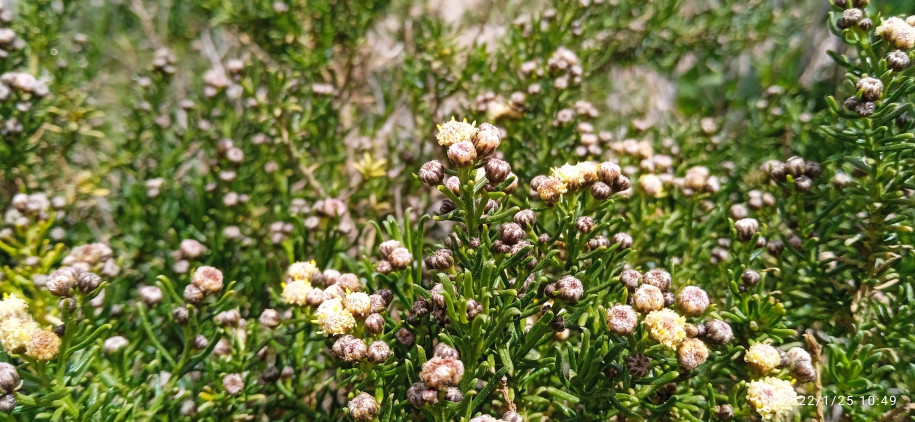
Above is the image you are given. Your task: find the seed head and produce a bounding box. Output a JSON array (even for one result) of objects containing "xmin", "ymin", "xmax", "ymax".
[
  {"xmin": 26, "ymin": 330, "xmax": 61, "ymax": 361},
  {"xmin": 419, "ymin": 160, "xmax": 445, "ymax": 185},
  {"xmin": 606, "ymin": 305, "xmax": 638, "ymax": 335},
  {"xmin": 447, "ymin": 141, "xmax": 477, "ymax": 167},
  {"xmin": 676, "ymin": 286, "xmax": 710, "ymax": 317},
  {"xmin": 348, "ymin": 392, "xmax": 380, "ymax": 421}
]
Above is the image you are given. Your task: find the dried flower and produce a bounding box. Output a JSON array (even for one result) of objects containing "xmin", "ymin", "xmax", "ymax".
[{"xmin": 25, "ymin": 330, "xmax": 61, "ymax": 361}]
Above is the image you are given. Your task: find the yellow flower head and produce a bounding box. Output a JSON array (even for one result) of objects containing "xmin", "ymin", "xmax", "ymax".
[
  {"xmin": 287, "ymin": 260, "xmax": 318, "ymax": 282},
  {"xmin": 575, "ymin": 162, "xmax": 599, "ymax": 185},
  {"xmin": 747, "ymin": 377, "xmax": 798, "ymax": 421},
  {"xmin": 876, "ymin": 17, "xmax": 915, "ymax": 50},
  {"xmin": 342, "ymin": 292, "xmax": 372, "ymax": 319},
  {"xmin": 0, "ymin": 295, "xmax": 30, "ymax": 321},
  {"xmin": 745, "ymin": 343, "xmax": 782, "ymax": 374},
  {"xmin": 436, "ymin": 118, "xmax": 477, "ymax": 147},
  {"xmin": 282, "ymin": 280, "xmax": 313, "ymax": 306},
  {"xmin": 643, "ymin": 308, "xmax": 686, "ymax": 349},
  {"xmin": 314, "ymin": 298, "xmax": 356, "ymax": 336},
  {"xmin": 551, "ymin": 164, "xmax": 585, "ymax": 191},
  {"xmin": 0, "ymin": 318, "xmax": 39, "ymax": 354}
]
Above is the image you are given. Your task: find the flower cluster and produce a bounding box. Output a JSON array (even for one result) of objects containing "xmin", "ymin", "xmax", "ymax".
[{"xmin": 0, "ymin": 295, "xmax": 60, "ymax": 361}]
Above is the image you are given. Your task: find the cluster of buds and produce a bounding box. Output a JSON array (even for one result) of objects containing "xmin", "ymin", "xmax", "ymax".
[
  {"xmin": 545, "ymin": 47, "xmax": 582, "ymax": 88},
  {"xmin": 492, "ymin": 221, "xmax": 534, "ymax": 262},
  {"xmin": 835, "ymin": 2, "xmax": 872, "ymax": 31},
  {"xmin": 532, "ymin": 161, "xmax": 628, "ymax": 203},
  {"xmin": 375, "ymin": 240, "xmax": 412, "ymax": 274},
  {"xmin": 151, "ymin": 47, "xmax": 177, "ymax": 74},
  {"xmin": 331, "ymin": 335, "xmax": 391, "ymax": 364},
  {"xmin": 609, "ymin": 268, "xmax": 732, "ymax": 372},
  {"xmin": 4, "ymin": 193, "xmax": 61, "ymax": 226},
  {"xmin": 0, "ymin": 362, "xmax": 19, "ymax": 412},
  {"xmin": 544, "ymin": 275, "xmax": 584, "ymax": 304},
  {"xmin": 434, "ymin": 118, "xmax": 503, "ymax": 166},
  {"xmin": 744, "ymin": 343, "xmax": 817, "ymax": 383},
  {"xmin": 62, "ymin": 243, "xmax": 120, "ymax": 278},
  {"xmin": 469, "ymin": 412, "xmax": 523, "ymax": 422},
  {"xmin": 843, "ymin": 76, "xmax": 885, "ymax": 118},
  {"xmin": 46, "ymin": 266, "xmax": 102, "ymax": 298},
  {"xmin": 874, "ymin": 15, "xmax": 915, "ymax": 51},
  {"xmin": 0, "ymin": 72, "xmax": 49, "ymax": 100},
  {"xmin": 0, "ymin": 295, "xmax": 61, "ymax": 361},
  {"xmin": 182, "ymin": 266, "xmax": 224, "ymax": 304},
  {"xmin": 280, "ymin": 261, "xmax": 393, "ymax": 336},
  {"xmin": 408, "ymin": 282, "xmax": 460, "ymax": 327},
  {"xmin": 408, "ymin": 343, "xmax": 465, "ymax": 407}
]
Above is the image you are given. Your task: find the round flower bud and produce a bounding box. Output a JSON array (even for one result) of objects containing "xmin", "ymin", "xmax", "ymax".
[
  {"xmin": 633, "ymin": 284, "xmax": 665, "ymax": 313},
  {"xmin": 745, "ymin": 344, "xmax": 782, "ymax": 374},
  {"xmin": 857, "ymin": 77, "xmax": 883, "ymax": 102},
  {"xmin": 388, "ymin": 247, "xmax": 412, "ymax": 270},
  {"xmin": 0, "ymin": 363, "xmax": 19, "ymax": 394},
  {"xmin": 444, "ymin": 387, "xmax": 463, "ymax": 403},
  {"xmin": 502, "ymin": 411, "xmax": 522, "ymax": 422},
  {"xmin": 369, "ymin": 294, "xmax": 388, "ymax": 313},
  {"xmin": 619, "ymin": 269, "xmax": 641, "ymax": 289},
  {"xmin": 375, "ymin": 260, "xmax": 393, "ymax": 274},
  {"xmin": 26, "ymin": 330, "xmax": 61, "ymax": 361},
  {"xmin": 139, "ymin": 286, "xmax": 163, "ymax": 306},
  {"xmin": 222, "ymin": 373, "xmax": 244, "ymax": 395},
  {"xmin": 843, "ymin": 96, "xmax": 859, "ymax": 111},
  {"xmin": 887, "ymin": 50, "xmax": 911, "ymax": 71},
  {"xmin": 642, "ymin": 268, "xmax": 672, "ymax": 292},
  {"xmin": 419, "ymin": 160, "xmax": 445, "ymax": 185},
  {"xmin": 365, "ymin": 313, "xmax": 385, "ymax": 335},
  {"xmin": 606, "ymin": 305, "xmax": 638, "ymax": 335},
  {"xmin": 704, "ymin": 319, "xmax": 734, "ymax": 345},
  {"xmin": 746, "ymin": 377, "xmax": 798, "ymax": 421},
  {"xmin": 447, "ymin": 141, "xmax": 477, "ymax": 167},
  {"xmin": 47, "ymin": 267, "xmax": 78, "ymax": 297},
  {"xmin": 611, "ymin": 232, "xmax": 633, "ymax": 250},
  {"xmin": 333, "ymin": 335, "xmax": 368, "ymax": 362},
  {"xmin": 474, "ymin": 123, "xmax": 501, "ymax": 157},
  {"xmin": 787, "ymin": 347, "xmax": 812, "ymax": 366},
  {"xmin": 259, "ymin": 308, "xmax": 281, "ymax": 328},
  {"xmin": 591, "ymin": 181, "xmax": 611, "ymax": 200},
  {"xmin": 306, "ymin": 288, "xmax": 325, "ymax": 306},
  {"xmin": 77, "ymin": 272, "xmax": 102, "ymax": 293},
  {"xmin": 103, "ymin": 336, "xmax": 129, "ymax": 354},
  {"xmin": 349, "ymin": 392, "xmax": 379, "ymax": 421},
  {"xmin": 420, "ymin": 356, "xmax": 464, "ymax": 389},
  {"xmin": 551, "ymin": 275, "xmax": 583, "ymax": 303},
  {"xmin": 741, "ymin": 269, "xmax": 761, "ymax": 286},
  {"xmin": 484, "ymin": 159, "xmax": 511, "ymax": 184},
  {"xmin": 855, "ymin": 101, "xmax": 875, "ymax": 117},
  {"xmin": 407, "ymin": 382, "xmax": 431, "ymax": 407},
  {"xmin": 575, "ymin": 216, "xmax": 594, "ymax": 233},
  {"xmin": 838, "ymin": 8, "xmax": 863, "ymax": 29},
  {"xmin": 613, "ymin": 175, "xmax": 631, "ymax": 192},
  {"xmin": 587, "ymin": 235, "xmax": 610, "ymax": 251},
  {"xmin": 396, "ymin": 328, "xmax": 416, "ymax": 348},
  {"xmin": 379, "ymin": 240, "xmax": 402, "ymax": 260},
  {"xmin": 514, "ymin": 209, "xmax": 536, "ymax": 228},
  {"xmin": 734, "ymin": 218, "xmax": 759, "ymax": 241},
  {"xmin": 804, "ymin": 161, "xmax": 822, "ymax": 179},
  {"xmin": 191, "ymin": 335, "xmax": 209, "ymax": 350},
  {"xmin": 172, "ymin": 307, "xmax": 189, "ymax": 325},
  {"xmin": 191, "ymin": 266, "xmax": 223, "ymax": 294},
  {"xmin": 500, "ymin": 222, "xmax": 525, "ymax": 245},
  {"xmin": 643, "ymin": 309, "xmax": 687, "ymax": 349},
  {"xmin": 626, "ymin": 353, "xmax": 650, "ymax": 377},
  {"xmin": 343, "ymin": 292, "xmax": 372, "ymax": 319},
  {"xmin": 466, "ymin": 299, "xmax": 483, "ymax": 319},
  {"xmin": 676, "ymin": 286, "xmax": 709, "ymax": 317},
  {"xmin": 677, "ymin": 338, "xmax": 709, "ymax": 371},
  {"xmin": 0, "ymin": 394, "xmax": 14, "ymax": 413},
  {"xmin": 597, "ymin": 162, "xmax": 621, "ymax": 184},
  {"xmin": 792, "ymin": 361, "xmax": 817, "ymax": 382},
  {"xmin": 434, "ymin": 343, "xmax": 460, "ymax": 359},
  {"xmin": 715, "ymin": 404, "xmax": 734, "ymax": 420},
  {"xmin": 439, "ymin": 199, "xmax": 457, "ymax": 215},
  {"xmin": 367, "ymin": 341, "xmax": 391, "ymax": 363}
]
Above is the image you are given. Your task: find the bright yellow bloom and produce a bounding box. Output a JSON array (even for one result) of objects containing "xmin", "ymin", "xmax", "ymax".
[{"xmin": 314, "ymin": 298, "xmax": 356, "ymax": 336}]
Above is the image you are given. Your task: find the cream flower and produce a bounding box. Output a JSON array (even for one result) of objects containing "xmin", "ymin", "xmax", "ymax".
[
  {"xmin": 876, "ymin": 17, "xmax": 915, "ymax": 50},
  {"xmin": 342, "ymin": 292, "xmax": 372, "ymax": 319},
  {"xmin": 436, "ymin": 118, "xmax": 477, "ymax": 146},
  {"xmin": 314, "ymin": 298, "xmax": 356, "ymax": 336},
  {"xmin": 643, "ymin": 308, "xmax": 686, "ymax": 349},
  {"xmin": 551, "ymin": 164, "xmax": 585, "ymax": 191},
  {"xmin": 287, "ymin": 260, "xmax": 319, "ymax": 282},
  {"xmin": 745, "ymin": 343, "xmax": 782, "ymax": 374},
  {"xmin": 746, "ymin": 377, "xmax": 798, "ymax": 421},
  {"xmin": 281, "ymin": 280, "xmax": 313, "ymax": 306}
]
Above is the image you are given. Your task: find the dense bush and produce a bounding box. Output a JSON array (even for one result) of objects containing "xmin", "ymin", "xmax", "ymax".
[{"xmin": 0, "ymin": 0, "xmax": 913, "ymax": 420}]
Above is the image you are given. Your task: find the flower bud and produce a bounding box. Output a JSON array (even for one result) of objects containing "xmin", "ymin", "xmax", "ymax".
[
  {"xmin": 388, "ymin": 247, "xmax": 412, "ymax": 270},
  {"xmin": 368, "ymin": 341, "xmax": 391, "ymax": 363},
  {"xmin": 192, "ymin": 335, "xmax": 209, "ymax": 350},
  {"xmin": 632, "ymin": 284, "xmax": 664, "ymax": 313},
  {"xmin": 857, "ymin": 77, "xmax": 883, "ymax": 102},
  {"xmin": 375, "ymin": 260, "xmax": 393, "ymax": 274},
  {"xmin": 103, "ymin": 336, "xmax": 129, "ymax": 354},
  {"xmin": 575, "ymin": 216, "xmax": 594, "ymax": 233},
  {"xmin": 466, "ymin": 299, "xmax": 483, "ymax": 319},
  {"xmin": 420, "ymin": 356, "xmax": 464, "ymax": 389},
  {"xmin": 222, "ymin": 373, "xmax": 244, "ymax": 395},
  {"xmin": 787, "ymin": 347, "xmax": 812, "ymax": 366},
  {"xmin": 396, "ymin": 328, "xmax": 415, "ymax": 348},
  {"xmin": 642, "ymin": 268, "xmax": 671, "ymax": 292},
  {"xmin": 191, "ymin": 266, "xmax": 223, "ymax": 294},
  {"xmin": 333, "ymin": 335, "xmax": 368, "ymax": 362},
  {"xmin": 619, "ymin": 269, "xmax": 641, "ymax": 289},
  {"xmin": 444, "ymin": 387, "xmax": 463, "ymax": 402},
  {"xmin": 0, "ymin": 394, "xmax": 14, "ymax": 413},
  {"xmin": 611, "ymin": 232, "xmax": 633, "ymax": 250},
  {"xmin": 715, "ymin": 404, "xmax": 734, "ymax": 420},
  {"xmin": 500, "ymin": 222, "xmax": 525, "ymax": 245},
  {"xmin": 484, "ymin": 159, "xmax": 511, "ymax": 184},
  {"xmin": 626, "ymin": 353, "xmax": 650, "ymax": 377},
  {"xmin": 434, "ymin": 343, "xmax": 460, "ymax": 359},
  {"xmin": 514, "ymin": 209, "xmax": 536, "ymax": 227},
  {"xmin": 77, "ymin": 272, "xmax": 101, "ymax": 293},
  {"xmin": 349, "ymin": 392, "xmax": 379, "ymax": 421},
  {"xmin": 887, "ymin": 50, "xmax": 911, "ymax": 71},
  {"xmin": 792, "ymin": 361, "xmax": 817, "ymax": 382},
  {"xmin": 587, "ymin": 235, "xmax": 610, "ymax": 251},
  {"xmin": 741, "ymin": 269, "xmax": 761, "ymax": 286},
  {"xmin": 183, "ymin": 284, "xmax": 204, "ymax": 304},
  {"xmin": 365, "ymin": 313, "xmax": 385, "ymax": 334},
  {"xmin": 474, "ymin": 123, "xmax": 501, "ymax": 157},
  {"xmin": 590, "ymin": 181, "xmax": 611, "ymax": 200},
  {"xmin": 252, "ymin": 309, "xmax": 279, "ymax": 329},
  {"xmin": 606, "ymin": 305, "xmax": 638, "ymax": 335},
  {"xmin": 139, "ymin": 286, "xmax": 163, "ymax": 306},
  {"xmin": 855, "ymin": 101, "xmax": 875, "ymax": 117},
  {"xmin": 838, "ymin": 8, "xmax": 863, "ymax": 29},
  {"xmin": 704, "ymin": 319, "xmax": 734, "ymax": 345},
  {"xmin": 447, "ymin": 141, "xmax": 477, "ymax": 167},
  {"xmin": 550, "ymin": 276, "xmax": 583, "ymax": 303},
  {"xmin": 676, "ymin": 286, "xmax": 709, "ymax": 317},
  {"xmin": 419, "ymin": 160, "xmax": 445, "ymax": 185},
  {"xmin": 379, "ymin": 240, "xmax": 402, "ymax": 260},
  {"xmin": 734, "ymin": 218, "xmax": 759, "ymax": 241},
  {"xmin": 677, "ymin": 338, "xmax": 709, "ymax": 370},
  {"xmin": 597, "ymin": 162, "xmax": 620, "ymax": 184},
  {"xmin": 0, "ymin": 363, "xmax": 19, "ymax": 394},
  {"xmin": 47, "ymin": 267, "xmax": 78, "ymax": 297}
]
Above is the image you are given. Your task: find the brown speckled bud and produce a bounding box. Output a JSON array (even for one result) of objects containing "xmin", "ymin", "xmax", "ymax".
[
  {"xmin": 857, "ymin": 77, "xmax": 883, "ymax": 102},
  {"xmin": 575, "ymin": 216, "xmax": 595, "ymax": 233},
  {"xmin": 379, "ymin": 240, "xmax": 402, "ymax": 260},
  {"xmin": 396, "ymin": 328, "xmax": 415, "ymax": 348},
  {"xmin": 741, "ymin": 269, "xmax": 761, "ymax": 286},
  {"xmin": 420, "ymin": 356, "xmax": 464, "ymax": 389},
  {"xmin": 222, "ymin": 373, "xmax": 244, "ymax": 395},
  {"xmin": 375, "ymin": 260, "xmax": 393, "ymax": 274},
  {"xmin": 474, "ymin": 123, "xmax": 501, "ymax": 157},
  {"xmin": 606, "ymin": 305, "xmax": 638, "ymax": 335},
  {"xmin": 466, "ymin": 299, "xmax": 483, "ymax": 319},
  {"xmin": 626, "ymin": 353, "xmax": 650, "ymax": 377},
  {"xmin": 428, "ymin": 249, "xmax": 454, "ymax": 270},
  {"xmin": 704, "ymin": 319, "xmax": 734, "ymax": 345},
  {"xmin": 172, "ymin": 307, "xmax": 189, "ymax": 325},
  {"xmin": 642, "ymin": 269, "xmax": 672, "ymax": 292},
  {"xmin": 259, "ymin": 308, "xmax": 281, "ymax": 328},
  {"xmin": 365, "ymin": 313, "xmax": 385, "ymax": 334},
  {"xmin": 677, "ymin": 338, "xmax": 709, "ymax": 371},
  {"xmin": 500, "ymin": 222, "xmax": 525, "ymax": 245},
  {"xmin": 434, "ymin": 343, "xmax": 460, "ymax": 359},
  {"xmin": 419, "ymin": 160, "xmax": 445, "ymax": 185},
  {"xmin": 613, "ymin": 175, "xmax": 631, "ymax": 192},
  {"xmin": 333, "ymin": 335, "xmax": 367, "ymax": 363},
  {"xmin": 632, "ymin": 284, "xmax": 664, "ymax": 313},
  {"xmin": 734, "ymin": 218, "xmax": 759, "ymax": 241},
  {"xmin": 192, "ymin": 266, "xmax": 223, "ymax": 294},
  {"xmin": 388, "ymin": 247, "xmax": 412, "ymax": 270},
  {"xmin": 551, "ymin": 275, "xmax": 583, "ymax": 303},
  {"xmin": 715, "ymin": 404, "xmax": 734, "ymax": 420},
  {"xmin": 348, "ymin": 392, "xmax": 379, "ymax": 421},
  {"xmin": 855, "ymin": 101, "xmax": 875, "ymax": 117},
  {"xmin": 484, "ymin": 159, "xmax": 511, "ymax": 184},
  {"xmin": 887, "ymin": 50, "xmax": 911, "ymax": 71},
  {"xmin": 368, "ymin": 341, "xmax": 391, "ymax": 364},
  {"xmin": 611, "ymin": 232, "xmax": 633, "ymax": 250},
  {"xmin": 445, "ymin": 387, "xmax": 463, "ymax": 402},
  {"xmin": 183, "ymin": 284, "xmax": 204, "ymax": 304},
  {"xmin": 597, "ymin": 162, "xmax": 621, "ymax": 184},
  {"xmin": 448, "ymin": 141, "xmax": 477, "ymax": 167},
  {"xmin": 619, "ymin": 269, "xmax": 641, "ymax": 289},
  {"xmin": 439, "ymin": 199, "xmax": 457, "ymax": 214},
  {"xmin": 792, "ymin": 361, "xmax": 816, "ymax": 382},
  {"xmin": 587, "ymin": 235, "xmax": 610, "ymax": 251},
  {"xmin": 676, "ymin": 286, "xmax": 709, "ymax": 317},
  {"xmin": 591, "ymin": 181, "xmax": 611, "ymax": 200},
  {"xmin": 514, "ymin": 209, "xmax": 536, "ymax": 228}
]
